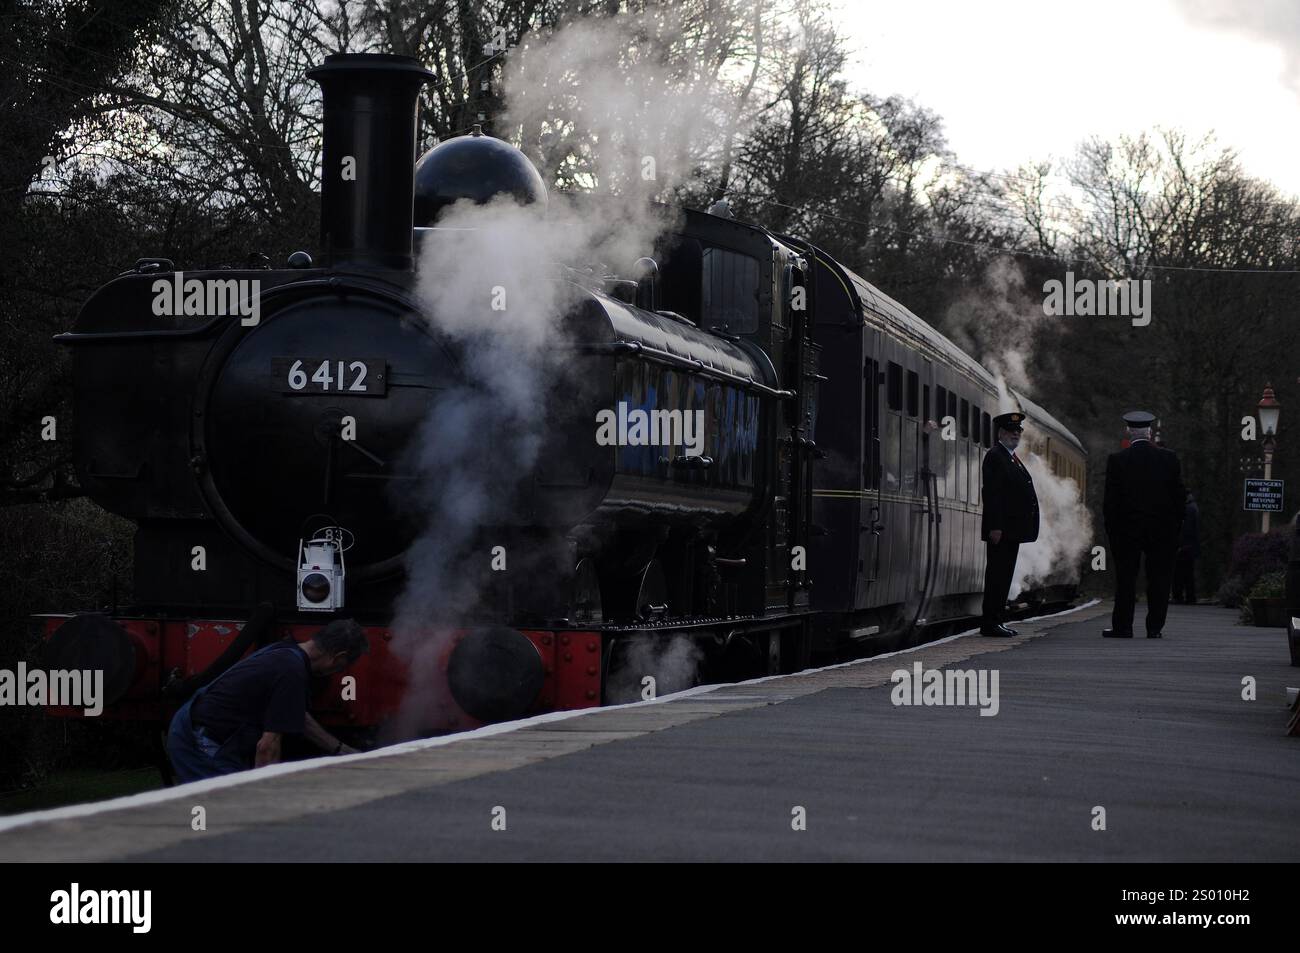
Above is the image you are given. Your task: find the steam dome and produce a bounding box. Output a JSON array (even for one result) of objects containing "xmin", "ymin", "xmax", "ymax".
[{"xmin": 413, "ymin": 126, "xmax": 548, "ymax": 225}]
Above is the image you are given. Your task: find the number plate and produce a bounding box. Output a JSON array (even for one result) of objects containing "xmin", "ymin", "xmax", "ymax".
[{"xmin": 273, "ymin": 358, "xmax": 387, "ymax": 396}]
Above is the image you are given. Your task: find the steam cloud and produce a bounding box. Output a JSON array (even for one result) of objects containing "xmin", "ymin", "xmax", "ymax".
[
  {"xmin": 384, "ymin": 197, "xmax": 563, "ymax": 740},
  {"xmin": 945, "ymin": 259, "xmax": 1094, "ymax": 597},
  {"xmin": 386, "ymin": 11, "xmax": 730, "ymax": 738},
  {"xmin": 945, "ymin": 257, "xmax": 1050, "ymax": 396},
  {"xmin": 503, "ymin": 9, "xmax": 723, "ymax": 198},
  {"xmin": 604, "ymin": 635, "xmax": 704, "ymax": 704},
  {"xmin": 1010, "ymin": 449, "xmax": 1093, "ymax": 598}
]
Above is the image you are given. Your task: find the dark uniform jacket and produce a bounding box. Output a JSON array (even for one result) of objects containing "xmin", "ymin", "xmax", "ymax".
[
  {"xmin": 1103, "ymin": 440, "xmax": 1185, "ymax": 545},
  {"xmin": 981, "ymin": 444, "xmax": 1040, "ymax": 543}
]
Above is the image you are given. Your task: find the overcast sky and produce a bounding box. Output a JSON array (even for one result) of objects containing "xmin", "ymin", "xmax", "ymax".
[{"xmin": 833, "ymin": 0, "xmax": 1300, "ymax": 197}]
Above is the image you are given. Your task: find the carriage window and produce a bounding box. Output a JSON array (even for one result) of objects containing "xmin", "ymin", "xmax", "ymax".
[
  {"xmin": 902, "ymin": 419, "xmax": 918, "ymax": 495},
  {"xmin": 906, "ymin": 370, "xmax": 919, "ymax": 418},
  {"xmin": 971, "ymin": 443, "xmax": 982, "ymax": 504},
  {"xmin": 887, "ymin": 362, "xmax": 903, "ymax": 411},
  {"xmin": 957, "ymin": 435, "xmax": 968, "ymax": 502},
  {"xmin": 960, "ymin": 399, "xmax": 970, "ymax": 438},
  {"xmin": 884, "ymin": 413, "xmax": 901, "ymax": 491},
  {"xmin": 936, "ymin": 434, "xmax": 948, "ymax": 497},
  {"xmin": 935, "ymin": 386, "xmax": 947, "ymax": 426},
  {"xmin": 700, "ymin": 247, "xmax": 759, "ymax": 333},
  {"xmin": 948, "ymin": 392, "xmax": 957, "ymax": 425},
  {"xmin": 982, "ymin": 412, "xmax": 991, "ymax": 448}
]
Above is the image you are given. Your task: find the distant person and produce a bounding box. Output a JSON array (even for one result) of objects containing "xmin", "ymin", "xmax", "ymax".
[
  {"xmin": 1172, "ymin": 490, "xmax": 1200, "ymax": 604},
  {"xmin": 979, "ymin": 411, "xmax": 1040, "ymax": 636},
  {"xmin": 166, "ymin": 620, "xmax": 368, "ymax": 782},
  {"xmin": 1102, "ymin": 411, "xmax": 1186, "ymax": 638}
]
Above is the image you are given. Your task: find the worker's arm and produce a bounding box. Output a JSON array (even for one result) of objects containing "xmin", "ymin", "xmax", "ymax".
[
  {"xmin": 982, "ymin": 451, "xmax": 1004, "ymax": 540},
  {"xmin": 254, "ymin": 731, "xmax": 282, "ymax": 768},
  {"xmin": 303, "ymin": 712, "xmax": 358, "ymax": 755}
]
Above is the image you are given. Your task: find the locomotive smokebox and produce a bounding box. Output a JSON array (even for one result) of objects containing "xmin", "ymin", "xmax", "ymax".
[{"xmin": 307, "ymin": 53, "xmax": 434, "ymax": 269}]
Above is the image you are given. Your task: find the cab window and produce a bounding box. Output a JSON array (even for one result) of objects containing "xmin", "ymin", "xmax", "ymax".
[{"xmin": 700, "ymin": 247, "xmax": 760, "ymax": 333}]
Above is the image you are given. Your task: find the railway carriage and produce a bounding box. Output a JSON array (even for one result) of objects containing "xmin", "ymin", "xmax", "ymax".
[{"xmin": 800, "ymin": 248, "xmax": 1088, "ymax": 652}]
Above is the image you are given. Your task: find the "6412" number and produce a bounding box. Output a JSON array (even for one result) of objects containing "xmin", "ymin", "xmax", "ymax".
[{"xmin": 274, "ymin": 357, "xmax": 386, "ymax": 396}]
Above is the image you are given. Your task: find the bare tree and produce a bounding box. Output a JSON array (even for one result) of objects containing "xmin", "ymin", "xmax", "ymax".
[
  {"xmin": 0, "ymin": 0, "xmax": 179, "ymax": 224},
  {"xmin": 1024, "ymin": 130, "xmax": 1300, "ymax": 588}
]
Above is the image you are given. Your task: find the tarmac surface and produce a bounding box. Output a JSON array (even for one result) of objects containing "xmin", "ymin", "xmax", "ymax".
[{"xmin": 3, "ymin": 601, "xmax": 1298, "ymax": 861}]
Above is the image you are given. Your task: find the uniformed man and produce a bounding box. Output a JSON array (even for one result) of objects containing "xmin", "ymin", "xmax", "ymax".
[
  {"xmin": 980, "ymin": 411, "xmax": 1040, "ymax": 636},
  {"xmin": 1102, "ymin": 411, "xmax": 1186, "ymax": 638}
]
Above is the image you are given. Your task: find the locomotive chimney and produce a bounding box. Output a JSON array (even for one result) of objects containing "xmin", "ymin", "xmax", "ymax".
[{"xmin": 307, "ymin": 53, "xmax": 434, "ymax": 270}]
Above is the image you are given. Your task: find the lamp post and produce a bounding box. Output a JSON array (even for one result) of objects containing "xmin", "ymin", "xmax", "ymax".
[{"xmin": 1258, "ymin": 385, "xmax": 1281, "ymax": 532}]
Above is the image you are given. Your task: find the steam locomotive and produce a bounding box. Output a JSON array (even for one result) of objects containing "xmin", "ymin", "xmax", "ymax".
[{"xmin": 39, "ymin": 53, "xmax": 1087, "ymax": 740}]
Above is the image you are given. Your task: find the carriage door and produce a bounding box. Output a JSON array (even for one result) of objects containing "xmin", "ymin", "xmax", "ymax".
[
  {"xmin": 785, "ymin": 254, "xmax": 818, "ymax": 611},
  {"xmin": 916, "ymin": 359, "xmax": 938, "ymax": 603},
  {"xmin": 900, "ymin": 362, "xmax": 925, "ymax": 597},
  {"xmin": 860, "ymin": 330, "xmax": 883, "ymax": 602}
]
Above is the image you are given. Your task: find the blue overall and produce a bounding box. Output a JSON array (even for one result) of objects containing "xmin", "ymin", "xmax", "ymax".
[{"xmin": 165, "ymin": 643, "xmax": 283, "ymax": 784}]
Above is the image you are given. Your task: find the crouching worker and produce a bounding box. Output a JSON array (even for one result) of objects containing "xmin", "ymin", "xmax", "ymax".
[{"xmin": 166, "ymin": 619, "xmax": 368, "ymax": 783}]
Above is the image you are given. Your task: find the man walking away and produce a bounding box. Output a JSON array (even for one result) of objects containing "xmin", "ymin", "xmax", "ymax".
[{"xmin": 1102, "ymin": 411, "xmax": 1186, "ymax": 639}]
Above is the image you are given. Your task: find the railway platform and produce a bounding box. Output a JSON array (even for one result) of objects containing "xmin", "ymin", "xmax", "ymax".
[{"xmin": 2, "ymin": 600, "xmax": 1297, "ymax": 862}]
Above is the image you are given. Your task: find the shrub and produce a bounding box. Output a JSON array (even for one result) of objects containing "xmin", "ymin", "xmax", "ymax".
[
  {"xmin": 1248, "ymin": 570, "xmax": 1286, "ymax": 599},
  {"xmin": 1220, "ymin": 530, "xmax": 1291, "ymax": 607},
  {"xmin": 1238, "ymin": 570, "xmax": 1287, "ymax": 624}
]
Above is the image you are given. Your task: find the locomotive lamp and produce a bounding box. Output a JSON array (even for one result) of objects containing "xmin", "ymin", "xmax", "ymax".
[{"xmin": 297, "ymin": 528, "xmax": 349, "ymax": 612}]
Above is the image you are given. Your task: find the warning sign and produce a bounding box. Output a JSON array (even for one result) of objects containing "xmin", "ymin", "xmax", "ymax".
[{"xmin": 1244, "ymin": 478, "xmax": 1284, "ymax": 513}]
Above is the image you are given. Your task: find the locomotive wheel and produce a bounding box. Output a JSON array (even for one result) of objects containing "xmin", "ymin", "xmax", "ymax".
[
  {"xmin": 593, "ymin": 531, "xmax": 668, "ymax": 622},
  {"xmin": 717, "ymin": 629, "xmax": 765, "ymax": 682},
  {"xmin": 635, "ymin": 559, "xmax": 669, "ymax": 621},
  {"xmin": 570, "ymin": 557, "xmax": 604, "ymax": 624}
]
